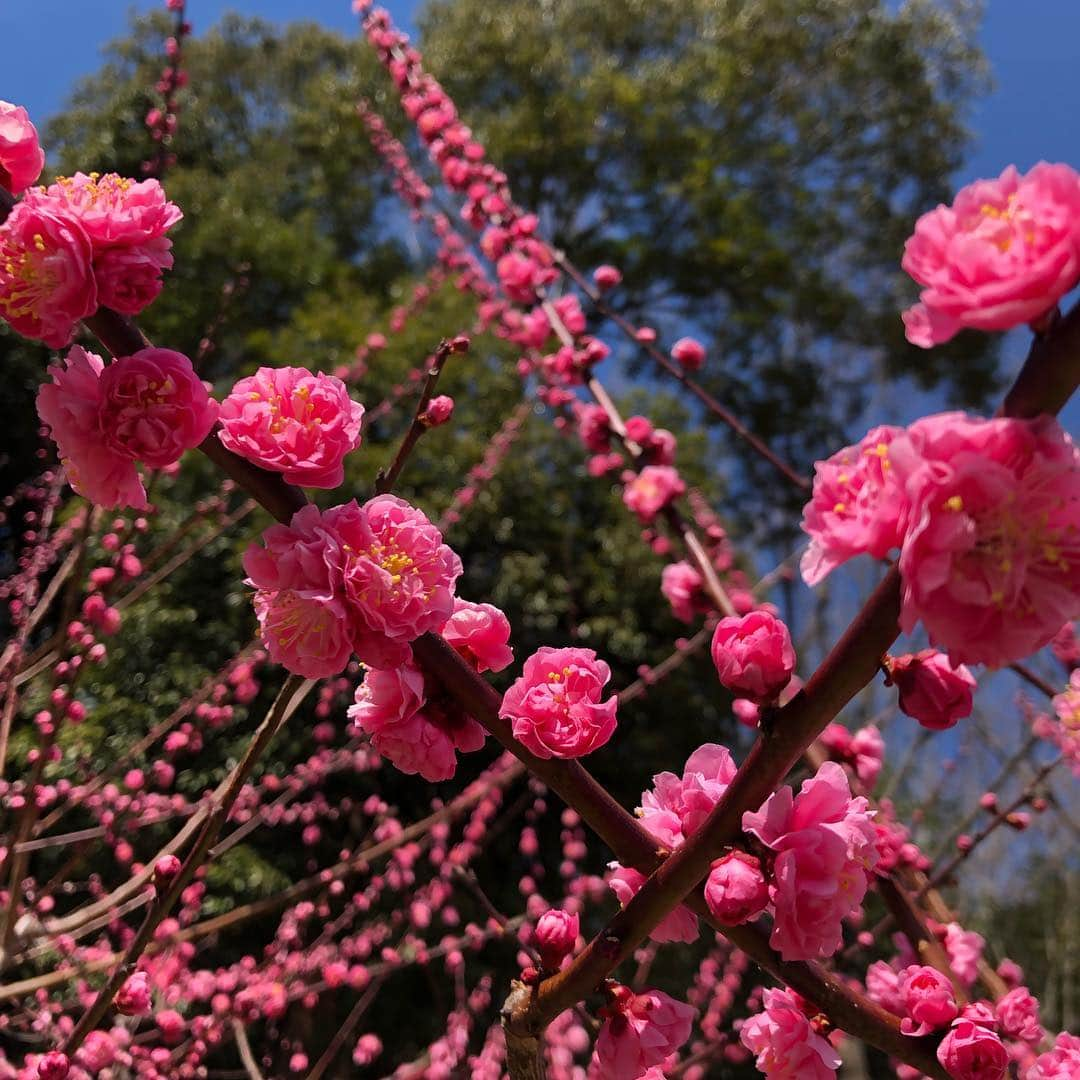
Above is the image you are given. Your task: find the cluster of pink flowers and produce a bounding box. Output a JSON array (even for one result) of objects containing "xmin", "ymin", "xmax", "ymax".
[
  {"xmin": 499, "ymin": 646, "xmax": 618, "ymax": 760},
  {"xmin": 0, "ymin": 100, "xmax": 45, "ymax": 194},
  {"xmin": 902, "ymin": 162, "xmax": 1080, "ymax": 347},
  {"xmin": 594, "ymin": 985, "xmax": 695, "ymax": 1079},
  {"xmin": 143, "ymin": 0, "xmax": 191, "ymax": 175},
  {"xmin": 217, "ymin": 366, "xmax": 364, "ymax": 487},
  {"xmin": 817, "ymin": 723, "xmax": 884, "ymax": 790},
  {"xmin": 348, "ymin": 599, "xmax": 511, "ymax": 780},
  {"xmin": 803, "ymin": 411, "xmax": 1080, "ymax": 667},
  {"xmin": 243, "ymin": 496, "xmax": 462, "ymax": 677},
  {"xmin": 739, "ymin": 988, "xmax": 841, "ymax": 1080},
  {"xmin": 743, "ymin": 761, "xmax": 878, "ymax": 961},
  {"xmin": 36, "ymin": 346, "xmax": 217, "ymax": 508}
]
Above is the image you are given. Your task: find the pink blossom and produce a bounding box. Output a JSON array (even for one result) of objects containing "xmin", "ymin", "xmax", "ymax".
[
  {"xmin": 740, "ymin": 987, "xmax": 841, "ymax": 1080},
  {"xmin": 594, "ymin": 987, "xmax": 695, "ymax": 1080},
  {"xmin": 671, "ymin": 336, "xmax": 706, "ymax": 371},
  {"xmin": 422, "ymin": 394, "xmax": 454, "ymax": 427},
  {"xmin": 743, "ymin": 762, "xmax": 878, "ymax": 961},
  {"xmin": 440, "ymin": 598, "xmax": 513, "ymax": 673},
  {"xmin": 245, "ymin": 498, "xmax": 462, "ymax": 676},
  {"xmin": 661, "ymin": 561, "xmax": 706, "ymax": 622},
  {"xmin": 886, "ymin": 650, "xmax": 976, "ymax": 730},
  {"xmin": 942, "ymin": 923, "xmax": 985, "ymax": 989},
  {"xmin": 994, "ymin": 986, "xmax": 1042, "ymax": 1045},
  {"xmin": 577, "ymin": 403, "xmax": 612, "ymax": 453},
  {"xmin": 34, "ymin": 1052, "xmax": 69, "ymax": 1080},
  {"xmin": 607, "ymin": 865, "xmax": 699, "ymax": 943},
  {"xmin": 32, "ymin": 172, "xmax": 182, "ymax": 248},
  {"xmin": 593, "ymin": 264, "xmax": 622, "ymax": 290},
  {"xmin": 897, "ymin": 965, "xmax": 959, "ymax": 1036},
  {"xmin": 115, "ymin": 970, "xmax": 152, "ymax": 1015},
  {"xmin": 622, "ymin": 466, "xmax": 686, "ymax": 523},
  {"xmin": 800, "ymin": 425, "xmax": 906, "ymax": 586},
  {"xmin": 75, "ymin": 1032, "xmax": 116, "ymax": 1072},
  {"xmin": 218, "ymin": 366, "xmax": 364, "ymax": 488},
  {"xmin": 710, "ymin": 610, "xmax": 796, "ymax": 704},
  {"xmin": 97, "ymin": 349, "xmax": 217, "ymax": 468},
  {"xmin": 902, "ymin": 163, "xmax": 1080, "ymax": 347},
  {"xmin": 0, "ymin": 101, "xmax": 45, "ymax": 194},
  {"xmin": 935, "ymin": 1019, "xmax": 1009, "ymax": 1080},
  {"xmin": 92, "ymin": 239, "xmax": 173, "ymax": 314},
  {"xmin": 1029, "ymin": 1032, "xmax": 1080, "ymax": 1079},
  {"xmin": 0, "ymin": 200, "xmax": 96, "ymax": 347},
  {"xmin": 499, "ymin": 646, "xmax": 617, "ymax": 759},
  {"xmin": 704, "ymin": 852, "xmax": 769, "ymax": 925},
  {"xmin": 893, "ymin": 412, "xmax": 1080, "ymax": 667},
  {"xmin": 638, "ymin": 743, "xmax": 737, "ymax": 849},
  {"xmin": 866, "ymin": 960, "xmax": 905, "ymax": 1015},
  {"xmin": 820, "ymin": 724, "xmax": 884, "ymax": 789},
  {"xmin": 352, "ymin": 1034, "xmax": 383, "ymax": 1066},
  {"xmin": 37, "ymin": 347, "xmax": 143, "ymax": 509},
  {"xmin": 532, "ymin": 908, "xmax": 579, "ymax": 968},
  {"xmin": 348, "ymin": 660, "xmax": 484, "ymax": 782}
]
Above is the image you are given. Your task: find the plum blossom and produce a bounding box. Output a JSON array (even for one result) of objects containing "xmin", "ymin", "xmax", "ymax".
[
  {"xmin": 819, "ymin": 724, "xmax": 884, "ymax": 790},
  {"xmin": 594, "ymin": 987, "xmax": 695, "ymax": 1080},
  {"xmin": 638, "ymin": 743, "xmax": 737, "ymax": 849},
  {"xmin": 622, "ymin": 466, "xmax": 686, "ymax": 523},
  {"xmin": 661, "ymin": 561, "xmax": 706, "ymax": 622},
  {"xmin": 743, "ymin": 761, "xmax": 878, "ymax": 961},
  {"xmin": 244, "ymin": 497, "xmax": 462, "ymax": 677},
  {"xmin": 533, "ymin": 908, "xmax": 579, "ymax": 969},
  {"xmin": 935, "ymin": 1018, "xmax": 1009, "ymax": 1080},
  {"xmin": 36, "ymin": 347, "xmax": 216, "ymax": 509},
  {"xmin": 800, "ymin": 425, "xmax": 906, "ymax": 586},
  {"xmin": 0, "ymin": 200, "xmax": 96, "ymax": 347},
  {"xmin": 499, "ymin": 646, "xmax": 617, "ymax": 759},
  {"xmin": 994, "ymin": 986, "xmax": 1042, "ymax": 1045},
  {"xmin": 670, "ymin": 336, "xmax": 706, "ymax": 371},
  {"xmin": 704, "ymin": 852, "xmax": 769, "ymax": 925},
  {"xmin": 440, "ymin": 598, "xmax": 514, "ymax": 673},
  {"xmin": 886, "ymin": 650, "xmax": 976, "ymax": 730},
  {"xmin": 892, "ymin": 412, "xmax": 1080, "ymax": 667},
  {"xmin": 897, "ymin": 965, "xmax": 959, "ymax": 1036},
  {"xmin": 1029, "ymin": 1032, "xmax": 1080, "ymax": 1079},
  {"xmin": 0, "ymin": 100, "xmax": 45, "ymax": 194},
  {"xmin": 348, "ymin": 660, "xmax": 485, "ymax": 782},
  {"xmin": 218, "ymin": 366, "xmax": 364, "ymax": 488},
  {"xmin": 740, "ymin": 987, "xmax": 841, "ymax": 1080},
  {"xmin": 710, "ymin": 611, "xmax": 796, "ymax": 704},
  {"xmin": 902, "ymin": 163, "xmax": 1080, "ymax": 347}
]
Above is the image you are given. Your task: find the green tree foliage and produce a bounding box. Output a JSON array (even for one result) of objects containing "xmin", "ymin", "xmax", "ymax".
[{"xmin": 418, "ymin": 0, "xmax": 998, "ymax": 518}]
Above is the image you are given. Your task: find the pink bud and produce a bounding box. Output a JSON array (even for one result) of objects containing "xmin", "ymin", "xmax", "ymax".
[
  {"xmin": 36, "ymin": 1052, "xmax": 69, "ymax": 1080},
  {"xmin": 671, "ymin": 337, "xmax": 706, "ymax": 371},
  {"xmin": 115, "ymin": 971, "xmax": 152, "ymax": 1015},
  {"xmin": 593, "ymin": 264, "xmax": 622, "ymax": 290},
  {"xmin": 532, "ymin": 908, "xmax": 579, "ymax": 969},
  {"xmin": 421, "ymin": 395, "xmax": 454, "ymax": 427},
  {"xmin": 703, "ymin": 852, "xmax": 769, "ymax": 925},
  {"xmin": 886, "ymin": 650, "xmax": 975, "ymax": 730},
  {"xmin": 154, "ymin": 854, "xmax": 182, "ymax": 888}
]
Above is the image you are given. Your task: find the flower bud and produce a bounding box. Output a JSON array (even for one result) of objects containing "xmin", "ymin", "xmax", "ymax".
[
  {"xmin": 671, "ymin": 336, "xmax": 706, "ymax": 371},
  {"xmin": 885, "ymin": 650, "xmax": 975, "ymax": 730},
  {"xmin": 421, "ymin": 395, "xmax": 454, "ymax": 427},
  {"xmin": 710, "ymin": 611, "xmax": 796, "ymax": 704},
  {"xmin": 532, "ymin": 907, "xmax": 579, "ymax": 970},
  {"xmin": 704, "ymin": 852, "xmax": 769, "ymax": 925}
]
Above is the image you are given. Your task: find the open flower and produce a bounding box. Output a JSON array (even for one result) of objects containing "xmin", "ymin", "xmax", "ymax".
[
  {"xmin": 902, "ymin": 163, "xmax": 1080, "ymax": 347},
  {"xmin": 499, "ymin": 646, "xmax": 617, "ymax": 759}
]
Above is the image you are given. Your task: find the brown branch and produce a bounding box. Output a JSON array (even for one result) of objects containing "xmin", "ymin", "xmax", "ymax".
[
  {"xmin": 374, "ymin": 335, "xmax": 468, "ymax": 494},
  {"xmin": 307, "ymin": 977, "xmax": 384, "ymax": 1080}
]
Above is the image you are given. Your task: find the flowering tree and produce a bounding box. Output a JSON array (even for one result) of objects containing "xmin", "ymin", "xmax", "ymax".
[{"xmin": 0, "ymin": 3, "xmax": 1079, "ymax": 1079}]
